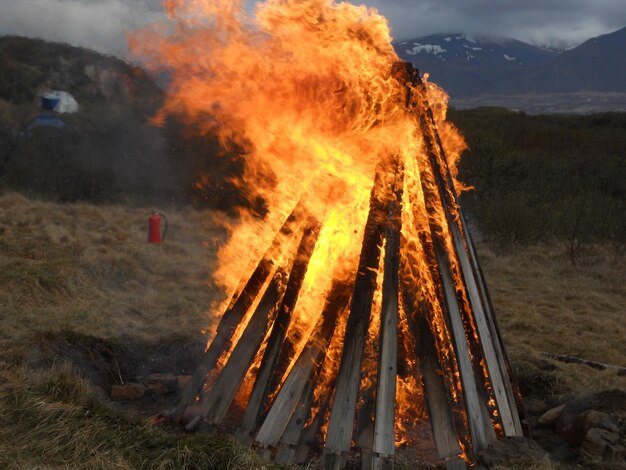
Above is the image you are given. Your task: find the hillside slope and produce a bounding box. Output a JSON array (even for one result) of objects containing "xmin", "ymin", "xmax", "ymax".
[
  {"xmin": 0, "ymin": 35, "xmax": 161, "ymax": 109},
  {"xmin": 496, "ymin": 27, "xmax": 626, "ymax": 94}
]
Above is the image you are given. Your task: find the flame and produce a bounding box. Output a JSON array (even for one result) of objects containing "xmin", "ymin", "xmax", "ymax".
[{"xmin": 127, "ymin": 0, "xmax": 493, "ymax": 461}]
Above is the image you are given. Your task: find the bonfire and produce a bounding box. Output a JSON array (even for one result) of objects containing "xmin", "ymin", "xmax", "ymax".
[{"xmin": 130, "ymin": 1, "xmax": 526, "ymax": 468}]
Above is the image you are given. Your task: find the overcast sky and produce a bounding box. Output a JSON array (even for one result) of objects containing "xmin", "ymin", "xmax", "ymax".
[{"xmin": 0, "ymin": 0, "xmax": 625, "ymax": 56}]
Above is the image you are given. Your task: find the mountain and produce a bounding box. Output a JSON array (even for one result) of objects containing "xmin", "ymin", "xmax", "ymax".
[
  {"xmin": 394, "ymin": 33, "xmax": 558, "ymax": 96},
  {"xmin": 394, "ymin": 27, "xmax": 626, "ymax": 110},
  {"xmin": 494, "ymin": 27, "xmax": 626, "ymax": 94}
]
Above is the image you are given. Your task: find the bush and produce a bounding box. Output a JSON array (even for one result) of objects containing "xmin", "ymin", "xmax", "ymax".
[{"xmin": 449, "ymin": 108, "xmax": 626, "ymax": 255}]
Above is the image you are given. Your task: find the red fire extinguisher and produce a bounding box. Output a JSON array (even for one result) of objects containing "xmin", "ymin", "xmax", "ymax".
[{"xmin": 148, "ymin": 211, "xmax": 168, "ymax": 244}]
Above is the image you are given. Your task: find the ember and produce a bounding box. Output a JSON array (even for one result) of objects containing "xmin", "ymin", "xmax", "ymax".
[{"xmin": 130, "ymin": 1, "xmax": 527, "ymax": 468}]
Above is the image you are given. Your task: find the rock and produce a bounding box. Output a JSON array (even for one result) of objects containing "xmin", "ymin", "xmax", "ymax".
[
  {"xmin": 606, "ymin": 443, "xmax": 626, "ymax": 461},
  {"xmin": 579, "ymin": 410, "xmax": 620, "ymax": 433},
  {"xmin": 567, "ymin": 410, "xmax": 621, "ymax": 446},
  {"xmin": 111, "ymin": 383, "xmax": 145, "ymax": 400},
  {"xmin": 144, "ymin": 373, "xmax": 177, "ymax": 394},
  {"xmin": 537, "ymin": 404, "xmax": 566, "ymax": 427},
  {"xmin": 477, "ymin": 437, "xmax": 549, "ymax": 467},
  {"xmin": 177, "ymin": 375, "xmax": 192, "ymax": 390},
  {"xmin": 580, "ymin": 427, "xmax": 623, "ymax": 462},
  {"xmin": 523, "ymin": 397, "xmax": 548, "ymax": 415}
]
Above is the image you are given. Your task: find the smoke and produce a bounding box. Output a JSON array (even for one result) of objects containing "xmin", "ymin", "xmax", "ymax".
[{"xmin": 0, "ymin": 0, "xmax": 164, "ymax": 56}]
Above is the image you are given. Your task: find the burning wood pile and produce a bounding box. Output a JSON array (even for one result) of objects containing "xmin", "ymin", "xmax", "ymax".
[{"xmin": 132, "ymin": 1, "xmax": 527, "ymax": 468}]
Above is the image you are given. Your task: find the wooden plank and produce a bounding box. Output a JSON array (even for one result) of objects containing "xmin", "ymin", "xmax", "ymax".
[
  {"xmin": 172, "ymin": 206, "xmax": 303, "ymax": 421},
  {"xmin": 372, "ymin": 196, "xmax": 402, "ymax": 461},
  {"xmin": 323, "ymin": 169, "xmax": 391, "ymax": 467},
  {"xmin": 196, "ymin": 271, "xmax": 285, "ymax": 424},
  {"xmin": 396, "ymin": 62, "xmax": 522, "ymax": 440},
  {"xmin": 255, "ymin": 281, "xmax": 352, "ymax": 447},
  {"xmin": 449, "ymin": 223, "xmax": 522, "ymax": 436},
  {"xmin": 294, "ymin": 359, "xmax": 340, "ymax": 465},
  {"xmin": 371, "ymin": 454, "xmax": 394, "ymax": 470},
  {"xmin": 541, "ymin": 352, "xmax": 626, "ymax": 374},
  {"xmin": 404, "ymin": 290, "xmax": 462, "ymax": 462},
  {"xmin": 410, "ymin": 68, "xmax": 522, "ymax": 437},
  {"xmin": 434, "ymin": 242, "xmax": 496, "ymax": 454},
  {"xmin": 461, "ymin": 212, "xmax": 528, "ymax": 434},
  {"xmin": 403, "ymin": 61, "xmax": 523, "ymax": 437},
  {"xmin": 237, "ymin": 218, "xmax": 321, "ymax": 439},
  {"xmin": 173, "ymin": 257, "xmax": 273, "ymax": 421},
  {"xmin": 273, "ymin": 378, "xmax": 315, "ymax": 466}
]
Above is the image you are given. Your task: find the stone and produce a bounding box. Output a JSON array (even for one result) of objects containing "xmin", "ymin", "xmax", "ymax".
[
  {"xmin": 606, "ymin": 444, "xmax": 626, "ymax": 461},
  {"xmin": 523, "ymin": 397, "xmax": 548, "ymax": 415},
  {"xmin": 537, "ymin": 404, "xmax": 566, "ymax": 427},
  {"xmin": 578, "ymin": 410, "xmax": 620, "ymax": 433},
  {"xmin": 144, "ymin": 373, "xmax": 177, "ymax": 394},
  {"xmin": 111, "ymin": 383, "xmax": 145, "ymax": 400},
  {"xmin": 580, "ymin": 427, "xmax": 622, "ymax": 462},
  {"xmin": 477, "ymin": 437, "xmax": 550, "ymax": 467},
  {"xmin": 177, "ymin": 375, "xmax": 192, "ymax": 390},
  {"xmin": 567, "ymin": 410, "xmax": 621, "ymax": 446}
]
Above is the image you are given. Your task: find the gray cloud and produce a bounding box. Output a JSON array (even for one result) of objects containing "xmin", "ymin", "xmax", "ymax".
[
  {"xmin": 0, "ymin": 0, "xmax": 625, "ymax": 56},
  {"xmin": 367, "ymin": 0, "xmax": 626, "ymax": 47},
  {"xmin": 0, "ymin": 0, "xmax": 164, "ymax": 56}
]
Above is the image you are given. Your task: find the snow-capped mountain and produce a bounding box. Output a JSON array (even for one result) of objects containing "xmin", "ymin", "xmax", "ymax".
[{"xmin": 394, "ymin": 33, "xmax": 558, "ymax": 96}]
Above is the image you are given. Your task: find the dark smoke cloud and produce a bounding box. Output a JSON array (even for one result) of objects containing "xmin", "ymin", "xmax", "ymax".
[{"xmin": 0, "ymin": 0, "xmax": 625, "ymax": 55}]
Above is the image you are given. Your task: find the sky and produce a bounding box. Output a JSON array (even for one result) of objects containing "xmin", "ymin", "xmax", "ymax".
[{"xmin": 0, "ymin": 0, "xmax": 625, "ymax": 56}]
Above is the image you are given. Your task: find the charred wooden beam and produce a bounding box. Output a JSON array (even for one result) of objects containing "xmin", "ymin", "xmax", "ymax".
[
  {"xmin": 541, "ymin": 352, "xmax": 626, "ymax": 375},
  {"xmin": 371, "ymin": 173, "xmax": 403, "ymax": 469},
  {"xmin": 294, "ymin": 376, "xmax": 336, "ymax": 465},
  {"xmin": 237, "ymin": 217, "xmax": 322, "ymax": 441},
  {"xmin": 400, "ymin": 269, "xmax": 465, "ymax": 467},
  {"xmin": 434, "ymin": 242, "xmax": 496, "ymax": 453},
  {"xmin": 415, "ymin": 307, "xmax": 466, "ymax": 470},
  {"xmin": 399, "ymin": 60, "xmax": 523, "ymax": 438},
  {"xmin": 323, "ymin": 162, "xmax": 402, "ymax": 470},
  {"xmin": 255, "ymin": 280, "xmax": 352, "ymax": 447},
  {"xmin": 172, "ymin": 205, "xmax": 303, "ymax": 421},
  {"xmin": 193, "ymin": 270, "xmax": 287, "ymax": 426}
]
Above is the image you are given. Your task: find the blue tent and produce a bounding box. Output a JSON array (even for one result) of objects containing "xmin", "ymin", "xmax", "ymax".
[{"xmin": 41, "ymin": 94, "xmax": 60, "ymax": 111}]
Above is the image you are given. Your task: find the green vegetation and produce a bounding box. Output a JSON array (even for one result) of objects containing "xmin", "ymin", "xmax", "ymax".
[{"xmin": 450, "ymin": 108, "xmax": 626, "ymax": 262}]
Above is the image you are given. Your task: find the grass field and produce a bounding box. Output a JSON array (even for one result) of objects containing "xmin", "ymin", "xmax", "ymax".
[{"xmin": 0, "ymin": 190, "xmax": 624, "ymax": 469}]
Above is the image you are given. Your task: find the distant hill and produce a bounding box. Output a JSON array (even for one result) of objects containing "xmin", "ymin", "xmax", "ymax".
[
  {"xmin": 0, "ymin": 36, "xmax": 263, "ymax": 211},
  {"xmin": 394, "ymin": 33, "xmax": 558, "ymax": 96},
  {"xmin": 395, "ymin": 27, "xmax": 626, "ymax": 104},
  {"xmin": 0, "ymin": 35, "xmax": 161, "ymax": 111}
]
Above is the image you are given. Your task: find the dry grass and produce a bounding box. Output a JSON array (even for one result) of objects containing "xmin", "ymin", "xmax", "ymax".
[
  {"xmin": 0, "ymin": 191, "xmax": 225, "ymax": 343},
  {"xmin": 477, "ymin": 241, "xmax": 626, "ymax": 399},
  {"xmin": 0, "ymin": 190, "xmax": 624, "ymax": 467}
]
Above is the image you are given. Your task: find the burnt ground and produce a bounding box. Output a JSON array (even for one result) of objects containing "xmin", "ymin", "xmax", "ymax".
[
  {"xmin": 27, "ymin": 331, "xmax": 205, "ymax": 418},
  {"xmin": 21, "ymin": 331, "xmax": 626, "ymax": 469}
]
